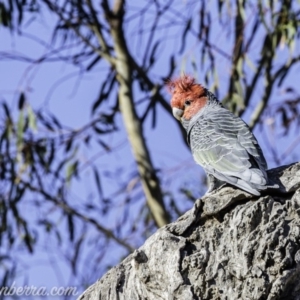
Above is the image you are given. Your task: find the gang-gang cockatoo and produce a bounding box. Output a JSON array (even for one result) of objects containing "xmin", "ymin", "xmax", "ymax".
[{"xmin": 168, "ymin": 75, "xmax": 278, "ymax": 196}]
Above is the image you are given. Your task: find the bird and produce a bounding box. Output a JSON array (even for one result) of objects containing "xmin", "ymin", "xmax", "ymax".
[{"xmin": 167, "ymin": 75, "xmax": 278, "ymax": 196}]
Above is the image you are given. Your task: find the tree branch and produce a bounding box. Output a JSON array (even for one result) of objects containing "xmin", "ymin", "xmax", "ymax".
[
  {"xmin": 23, "ymin": 181, "xmax": 134, "ymax": 252},
  {"xmin": 102, "ymin": 0, "xmax": 170, "ymax": 227},
  {"xmin": 43, "ymin": 0, "xmax": 116, "ymax": 66},
  {"xmin": 245, "ymin": 0, "xmax": 293, "ymax": 127}
]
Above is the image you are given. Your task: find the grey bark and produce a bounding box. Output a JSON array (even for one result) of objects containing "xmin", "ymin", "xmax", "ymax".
[{"xmin": 78, "ymin": 162, "xmax": 300, "ymax": 300}]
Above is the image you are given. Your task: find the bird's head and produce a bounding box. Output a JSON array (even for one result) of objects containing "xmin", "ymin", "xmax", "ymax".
[{"xmin": 167, "ymin": 75, "xmax": 208, "ymax": 121}]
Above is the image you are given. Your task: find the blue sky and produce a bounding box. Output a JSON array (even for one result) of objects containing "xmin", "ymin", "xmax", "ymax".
[
  {"xmin": 1, "ymin": 1, "xmax": 300, "ymax": 298},
  {"xmin": 0, "ymin": 5, "xmax": 199, "ymax": 296}
]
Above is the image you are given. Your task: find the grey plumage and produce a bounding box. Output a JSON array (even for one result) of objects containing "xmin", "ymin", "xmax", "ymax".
[{"xmin": 182, "ymin": 91, "xmax": 276, "ymax": 196}]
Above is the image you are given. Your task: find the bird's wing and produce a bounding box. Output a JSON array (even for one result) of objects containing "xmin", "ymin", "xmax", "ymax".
[{"xmin": 189, "ymin": 108, "xmax": 267, "ymax": 184}]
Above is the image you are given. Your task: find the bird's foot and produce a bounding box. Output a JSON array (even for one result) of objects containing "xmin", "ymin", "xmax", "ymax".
[{"xmin": 205, "ymin": 183, "xmax": 227, "ymax": 196}]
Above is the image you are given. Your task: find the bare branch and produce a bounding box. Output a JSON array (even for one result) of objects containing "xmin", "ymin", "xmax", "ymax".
[
  {"xmin": 85, "ymin": 0, "xmax": 112, "ymax": 56},
  {"xmin": 43, "ymin": 0, "xmax": 116, "ymax": 66},
  {"xmin": 23, "ymin": 181, "xmax": 134, "ymax": 252},
  {"xmin": 249, "ymin": 56, "xmax": 300, "ymax": 130},
  {"xmin": 245, "ymin": 0, "xmax": 293, "ymax": 128}
]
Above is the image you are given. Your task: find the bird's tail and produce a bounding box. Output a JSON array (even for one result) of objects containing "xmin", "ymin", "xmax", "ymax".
[
  {"xmin": 233, "ymin": 177, "xmax": 279, "ymax": 196},
  {"xmin": 234, "ymin": 179, "xmax": 262, "ymax": 196}
]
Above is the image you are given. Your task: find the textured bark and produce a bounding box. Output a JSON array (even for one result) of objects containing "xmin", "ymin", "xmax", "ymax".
[{"xmin": 78, "ymin": 162, "xmax": 300, "ymax": 300}]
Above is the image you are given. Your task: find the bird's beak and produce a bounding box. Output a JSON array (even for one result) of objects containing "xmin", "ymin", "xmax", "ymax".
[{"xmin": 172, "ymin": 107, "xmax": 184, "ymax": 121}]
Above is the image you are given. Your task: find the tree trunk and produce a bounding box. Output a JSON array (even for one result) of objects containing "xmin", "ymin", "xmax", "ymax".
[
  {"xmin": 104, "ymin": 0, "xmax": 170, "ymax": 227},
  {"xmin": 78, "ymin": 162, "xmax": 300, "ymax": 300}
]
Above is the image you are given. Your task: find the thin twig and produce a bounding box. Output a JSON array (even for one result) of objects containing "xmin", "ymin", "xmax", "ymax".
[{"xmin": 23, "ymin": 181, "xmax": 134, "ymax": 252}]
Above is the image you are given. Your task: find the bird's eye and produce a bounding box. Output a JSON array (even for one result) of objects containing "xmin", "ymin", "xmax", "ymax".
[{"xmin": 185, "ymin": 100, "xmax": 191, "ymax": 106}]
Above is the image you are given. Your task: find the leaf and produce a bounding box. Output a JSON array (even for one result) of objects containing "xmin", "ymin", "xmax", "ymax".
[
  {"xmin": 201, "ymin": 46, "xmax": 206, "ymax": 68},
  {"xmin": 199, "ymin": 1, "xmax": 205, "ymax": 39},
  {"xmin": 2, "ymin": 102, "xmax": 11, "ymax": 120},
  {"xmin": 141, "ymin": 98, "xmax": 154, "ymax": 124},
  {"xmin": 38, "ymin": 220, "xmax": 53, "ymax": 232},
  {"xmin": 191, "ymin": 54, "xmax": 198, "ymax": 76},
  {"xmin": 279, "ymin": 107, "xmax": 288, "ymax": 128},
  {"xmin": 204, "ymin": 68, "xmax": 210, "ymax": 86},
  {"xmin": 92, "ymin": 91, "xmax": 108, "ymax": 115},
  {"xmin": 54, "ymin": 229, "xmax": 62, "ymax": 246},
  {"xmin": 18, "ymin": 92, "xmax": 25, "ymax": 110},
  {"xmin": 47, "ymin": 140, "xmax": 55, "ymax": 169},
  {"xmin": 151, "ymin": 100, "xmax": 157, "ymax": 129},
  {"xmin": 37, "ymin": 112, "xmax": 54, "ymax": 131},
  {"xmin": 66, "ymin": 161, "xmax": 78, "ymax": 184},
  {"xmin": 278, "ymin": 67, "xmax": 289, "ymax": 86},
  {"xmin": 15, "ymin": 0, "xmax": 23, "ymax": 25},
  {"xmin": 84, "ymin": 135, "xmax": 91, "ymax": 145},
  {"xmin": 0, "ymin": 2, "xmax": 12, "ymax": 28},
  {"xmin": 86, "ymin": 55, "xmax": 102, "ymax": 71},
  {"xmin": 65, "ymin": 137, "xmax": 73, "ymax": 153},
  {"xmin": 285, "ymin": 87, "xmax": 296, "ymax": 94},
  {"xmin": 148, "ymin": 40, "xmax": 160, "ymax": 68},
  {"xmin": 97, "ymin": 139, "xmax": 111, "ymax": 151},
  {"xmin": 27, "ymin": 105, "xmax": 37, "ymax": 132},
  {"xmin": 92, "ymin": 73, "xmax": 116, "ymax": 114},
  {"xmin": 0, "ymin": 156, "xmax": 6, "ymax": 179},
  {"xmin": 165, "ymin": 55, "xmax": 175, "ymax": 80},
  {"xmin": 55, "ymin": 157, "xmax": 70, "ymax": 178},
  {"xmin": 179, "ymin": 18, "xmax": 192, "ymax": 54},
  {"xmin": 71, "ymin": 235, "xmax": 84, "ymax": 275},
  {"xmin": 49, "ymin": 112, "xmax": 62, "ymax": 129},
  {"xmin": 15, "ymin": 186, "xmax": 25, "ymax": 203},
  {"xmin": 23, "ymin": 230, "xmax": 33, "ymax": 253},
  {"xmin": 93, "ymin": 125, "xmax": 106, "ymax": 134},
  {"xmin": 35, "ymin": 142, "xmax": 47, "ymax": 167},
  {"xmin": 93, "ymin": 167, "xmax": 103, "ymax": 198},
  {"xmin": 217, "ymin": 0, "xmax": 224, "ymax": 15},
  {"xmin": 67, "ymin": 213, "xmax": 74, "ymax": 242},
  {"xmin": 17, "ymin": 111, "xmax": 24, "ymax": 150}
]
